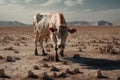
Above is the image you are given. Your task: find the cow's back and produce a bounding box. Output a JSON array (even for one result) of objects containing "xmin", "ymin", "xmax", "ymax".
[{"xmin": 37, "ymin": 16, "xmax": 51, "ymax": 37}]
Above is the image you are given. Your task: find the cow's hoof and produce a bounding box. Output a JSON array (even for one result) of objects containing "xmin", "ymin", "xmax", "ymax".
[
  {"xmin": 60, "ymin": 50, "xmax": 64, "ymax": 57},
  {"xmin": 55, "ymin": 59, "xmax": 60, "ymax": 62},
  {"xmin": 42, "ymin": 53, "xmax": 48, "ymax": 56},
  {"xmin": 35, "ymin": 49, "xmax": 38, "ymax": 56},
  {"xmin": 55, "ymin": 57, "xmax": 60, "ymax": 62},
  {"xmin": 35, "ymin": 52, "xmax": 38, "ymax": 56}
]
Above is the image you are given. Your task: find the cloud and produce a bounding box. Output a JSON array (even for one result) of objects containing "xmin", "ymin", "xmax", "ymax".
[
  {"xmin": 64, "ymin": 0, "xmax": 84, "ymax": 6},
  {"xmin": 0, "ymin": 0, "xmax": 6, "ymax": 4},
  {"xmin": 9, "ymin": 0, "xmax": 18, "ymax": 3},
  {"xmin": 63, "ymin": 8, "xmax": 120, "ymax": 24},
  {"xmin": 41, "ymin": 0, "xmax": 62, "ymax": 7},
  {"xmin": 25, "ymin": 0, "xmax": 32, "ymax": 3},
  {"xmin": 0, "ymin": 4, "xmax": 33, "ymax": 24}
]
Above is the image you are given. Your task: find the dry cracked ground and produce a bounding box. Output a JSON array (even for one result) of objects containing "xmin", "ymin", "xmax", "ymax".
[{"xmin": 0, "ymin": 26, "xmax": 120, "ymax": 80}]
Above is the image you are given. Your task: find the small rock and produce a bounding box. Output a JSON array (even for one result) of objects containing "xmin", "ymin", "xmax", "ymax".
[
  {"xmin": 66, "ymin": 68, "xmax": 74, "ymax": 74},
  {"xmin": 14, "ymin": 57, "xmax": 21, "ymax": 60},
  {"xmin": 63, "ymin": 61, "xmax": 68, "ymax": 65},
  {"xmin": 0, "ymin": 69, "xmax": 6, "ymax": 77},
  {"xmin": 6, "ymin": 56, "xmax": 15, "ymax": 62},
  {"xmin": 73, "ymin": 68, "xmax": 80, "ymax": 73},
  {"xmin": 14, "ymin": 42, "xmax": 20, "ymax": 46},
  {"xmin": 42, "ymin": 63, "xmax": 49, "ymax": 68},
  {"xmin": 28, "ymin": 70, "xmax": 38, "ymax": 79},
  {"xmin": 0, "ymin": 55, "xmax": 4, "ymax": 59},
  {"xmin": 50, "ymin": 65, "xmax": 60, "ymax": 72},
  {"xmin": 42, "ymin": 72, "xmax": 53, "ymax": 80},
  {"xmin": 95, "ymin": 69, "xmax": 103, "ymax": 78},
  {"xmin": 14, "ymin": 50, "xmax": 19, "ymax": 53},
  {"xmin": 42, "ymin": 58, "xmax": 49, "ymax": 61},
  {"xmin": 58, "ymin": 72, "xmax": 66, "ymax": 78},
  {"xmin": 83, "ymin": 46, "xmax": 86, "ymax": 49},
  {"xmin": 4, "ymin": 47, "xmax": 14, "ymax": 50},
  {"xmin": 52, "ymin": 72, "xmax": 57, "ymax": 77},
  {"xmin": 78, "ymin": 47, "xmax": 82, "ymax": 52},
  {"xmin": 73, "ymin": 54, "xmax": 80, "ymax": 59},
  {"xmin": 33, "ymin": 65, "xmax": 40, "ymax": 70}
]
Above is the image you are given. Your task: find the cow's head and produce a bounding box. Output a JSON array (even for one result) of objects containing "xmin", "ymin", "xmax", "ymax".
[{"xmin": 49, "ymin": 26, "xmax": 76, "ymax": 49}]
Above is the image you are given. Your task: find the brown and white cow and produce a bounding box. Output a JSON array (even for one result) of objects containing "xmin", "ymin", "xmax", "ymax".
[{"xmin": 33, "ymin": 13, "xmax": 76, "ymax": 62}]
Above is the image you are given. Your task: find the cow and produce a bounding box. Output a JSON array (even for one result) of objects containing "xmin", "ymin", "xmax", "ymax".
[{"xmin": 33, "ymin": 13, "xmax": 76, "ymax": 62}]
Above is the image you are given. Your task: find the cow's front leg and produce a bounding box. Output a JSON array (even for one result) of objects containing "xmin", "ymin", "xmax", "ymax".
[
  {"xmin": 55, "ymin": 46, "xmax": 59, "ymax": 62},
  {"xmin": 39, "ymin": 38, "xmax": 48, "ymax": 56},
  {"xmin": 50, "ymin": 34, "xmax": 59, "ymax": 62},
  {"xmin": 59, "ymin": 49, "xmax": 64, "ymax": 57}
]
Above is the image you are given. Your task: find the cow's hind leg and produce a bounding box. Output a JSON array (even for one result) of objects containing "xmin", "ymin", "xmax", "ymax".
[
  {"xmin": 34, "ymin": 33, "xmax": 38, "ymax": 55},
  {"xmin": 39, "ymin": 39, "xmax": 48, "ymax": 56}
]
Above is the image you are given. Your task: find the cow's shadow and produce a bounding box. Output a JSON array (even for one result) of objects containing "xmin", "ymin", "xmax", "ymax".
[{"xmin": 64, "ymin": 56, "xmax": 120, "ymax": 70}]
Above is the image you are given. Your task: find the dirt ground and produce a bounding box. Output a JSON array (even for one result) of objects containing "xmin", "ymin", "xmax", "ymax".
[{"xmin": 0, "ymin": 26, "xmax": 120, "ymax": 80}]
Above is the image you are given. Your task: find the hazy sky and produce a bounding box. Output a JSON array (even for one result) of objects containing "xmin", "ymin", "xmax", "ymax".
[{"xmin": 0, "ymin": 0, "xmax": 120, "ymax": 24}]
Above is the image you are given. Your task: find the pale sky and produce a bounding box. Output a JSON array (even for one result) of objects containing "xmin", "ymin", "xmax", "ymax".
[{"xmin": 0, "ymin": 0, "xmax": 120, "ymax": 24}]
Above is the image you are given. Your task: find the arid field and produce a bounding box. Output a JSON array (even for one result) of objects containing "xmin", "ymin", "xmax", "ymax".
[{"xmin": 0, "ymin": 26, "xmax": 120, "ymax": 80}]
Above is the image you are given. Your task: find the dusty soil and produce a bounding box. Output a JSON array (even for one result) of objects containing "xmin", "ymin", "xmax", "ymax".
[{"xmin": 0, "ymin": 26, "xmax": 120, "ymax": 80}]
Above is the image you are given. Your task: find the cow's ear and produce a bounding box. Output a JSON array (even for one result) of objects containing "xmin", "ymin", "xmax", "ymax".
[
  {"xmin": 49, "ymin": 27, "xmax": 57, "ymax": 32},
  {"xmin": 68, "ymin": 28, "xmax": 76, "ymax": 34}
]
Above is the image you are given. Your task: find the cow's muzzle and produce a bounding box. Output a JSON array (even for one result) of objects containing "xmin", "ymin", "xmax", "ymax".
[{"xmin": 58, "ymin": 45, "xmax": 64, "ymax": 49}]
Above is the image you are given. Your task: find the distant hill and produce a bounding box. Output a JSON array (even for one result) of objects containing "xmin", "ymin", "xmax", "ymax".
[
  {"xmin": 0, "ymin": 21, "xmax": 27, "ymax": 26},
  {"xmin": 97, "ymin": 20, "xmax": 113, "ymax": 26},
  {"xmin": 67, "ymin": 20, "xmax": 113, "ymax": 26}
]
